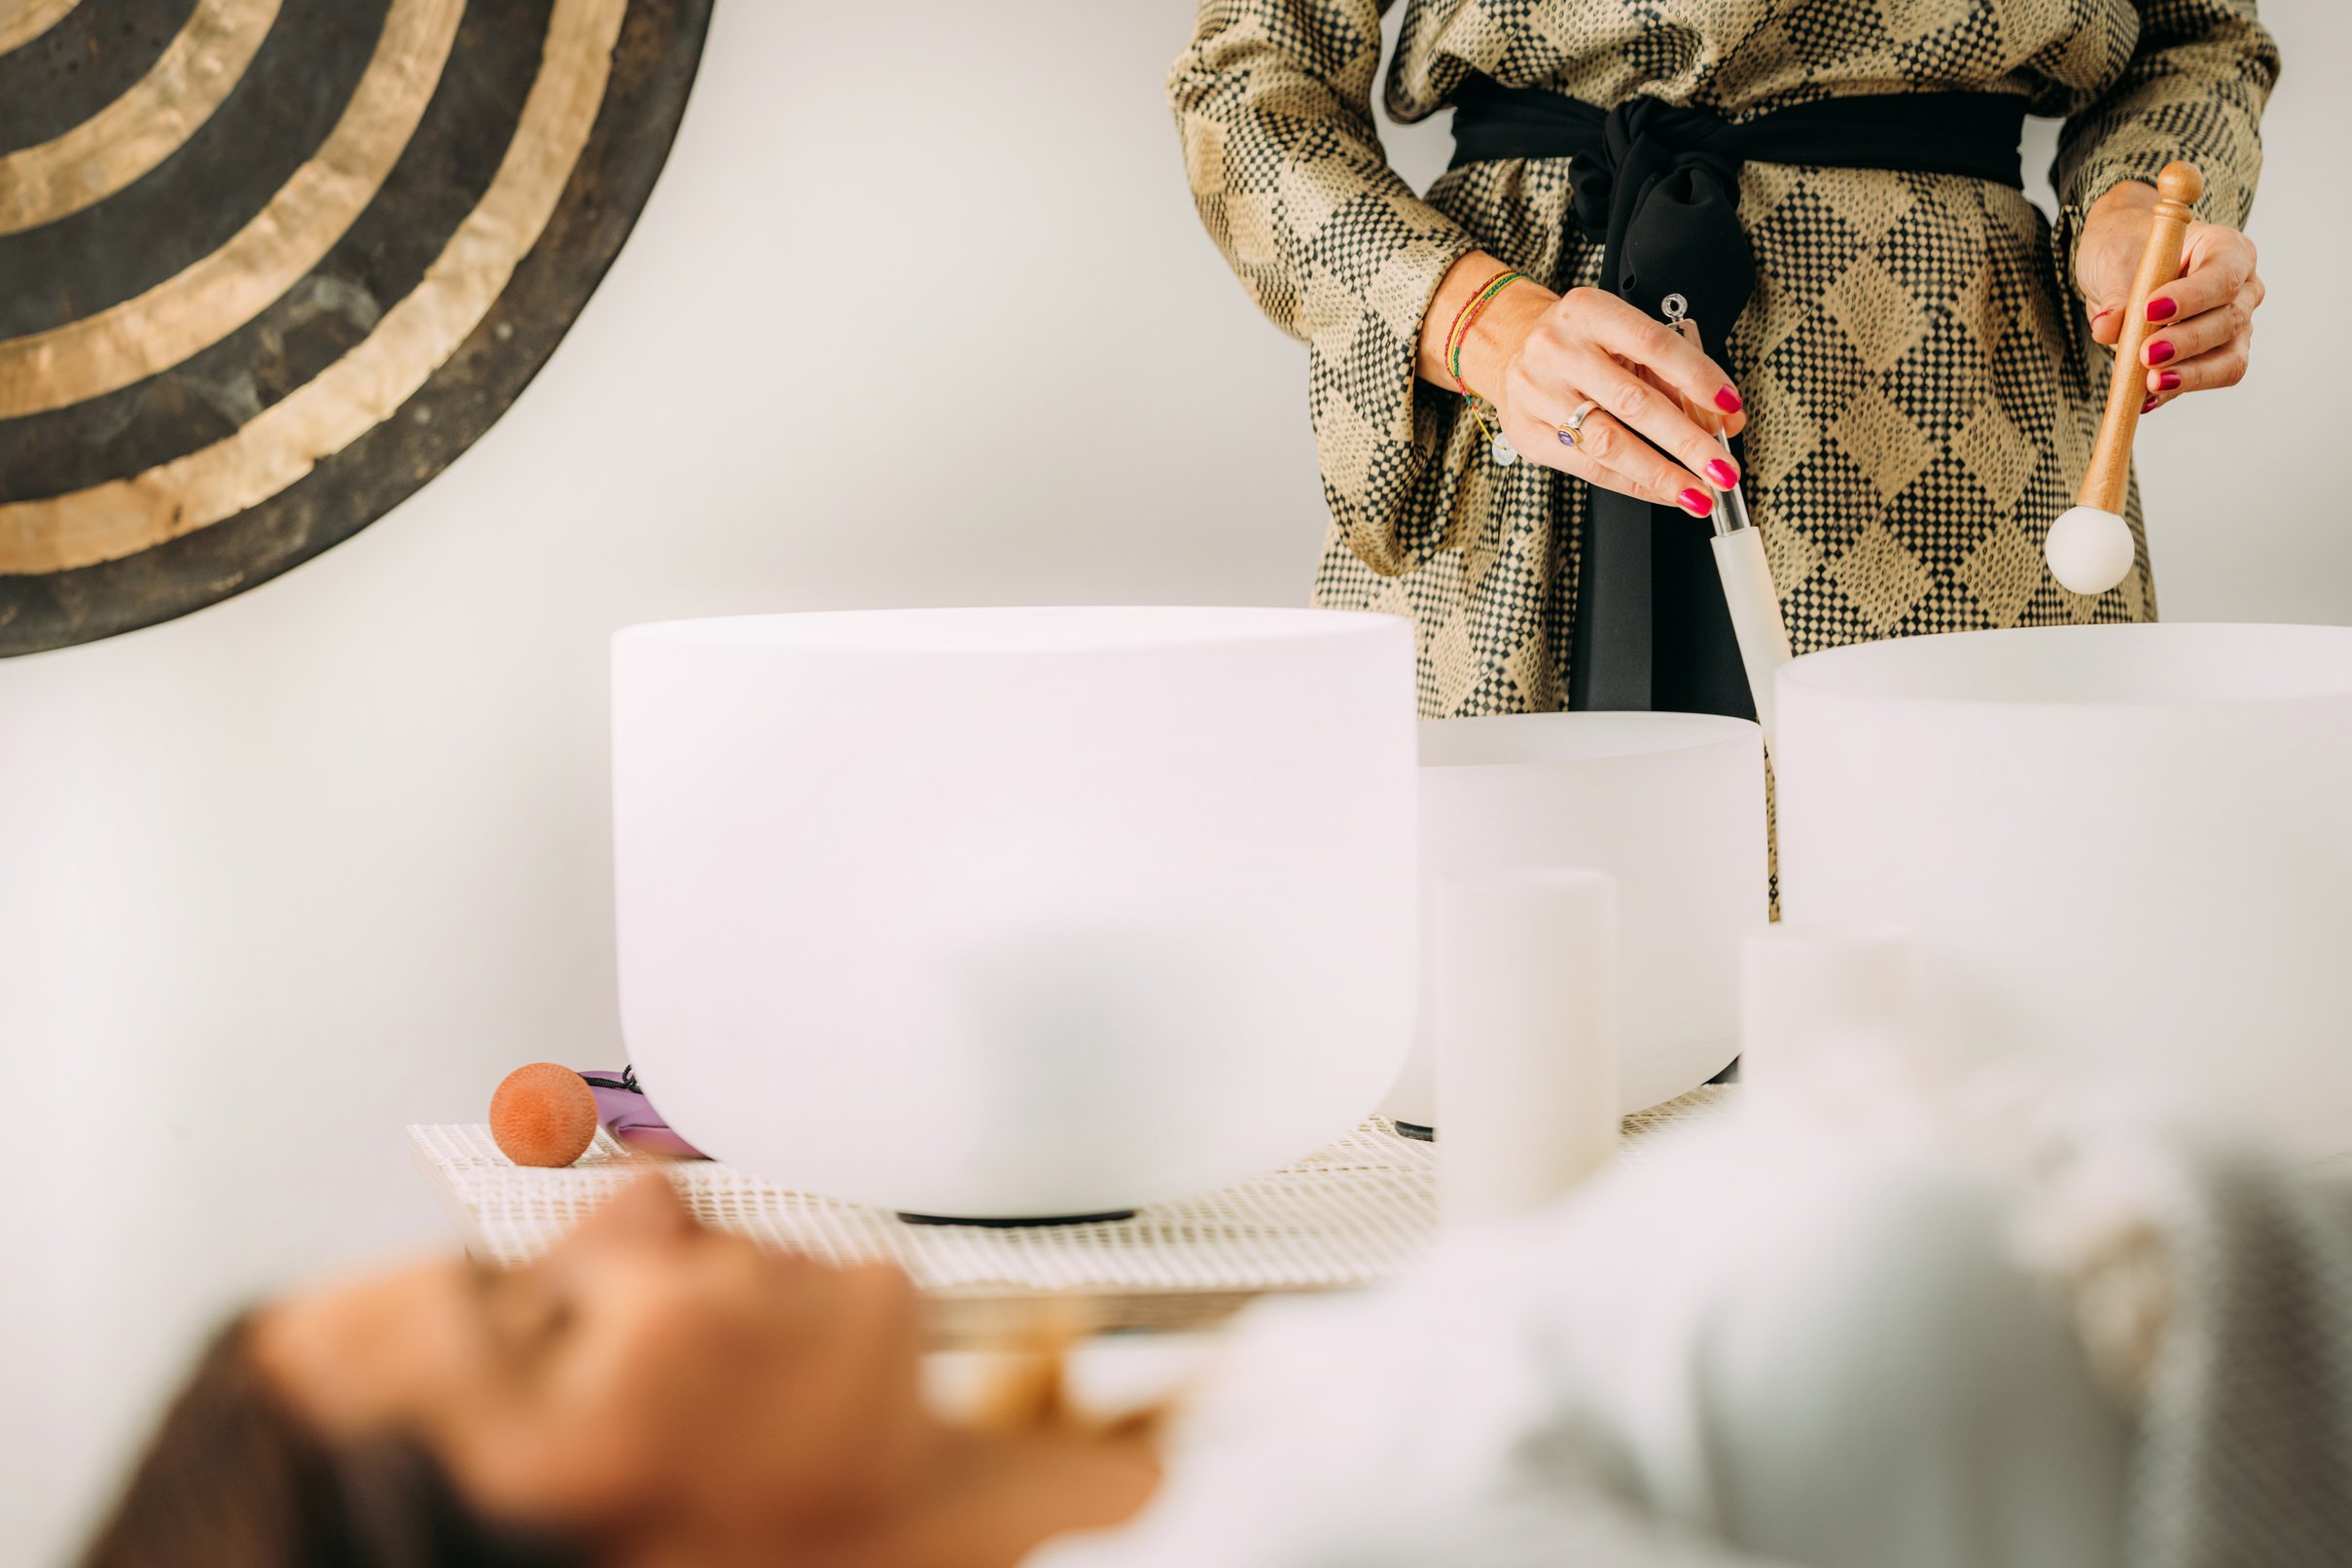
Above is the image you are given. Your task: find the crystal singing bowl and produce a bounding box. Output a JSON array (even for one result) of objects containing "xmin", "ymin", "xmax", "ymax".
[
  {"xmin": 612, "ymin": 607, "xmax": 1421, "ymax": 1219},
  {"xmin": 1776, "ymin": 623, "xmax": 2352, "ymax": 1156},
  {"xmin": 1383, "ymin": 710, "xmax": 1768, "ymax": 1127}
]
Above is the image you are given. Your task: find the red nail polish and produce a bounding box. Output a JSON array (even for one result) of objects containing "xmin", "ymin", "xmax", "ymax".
[
  {"xmin": 2146, "ymin": 297, "xmax": 2178, "ymax": 322},
  {"xmin": 2157, "ymin": 370, "xmax": 2182, "ymax": 391},
  {"xmin": 1714, "ymin": 385, "xmax": 1742, "ymax": 413},
  {"xmin": 2142, "ymin": 396, "xmax": 2160, "ymax": 413},
  {"xmin": 1679, "ymin": 488, "xmax": 1714, "ymax": 517},
  {"xmin": 2146, "ymin": 339, "xmax": 2175, "ymax": 365},
  {"xmin": 1704, "ymin": 459, "xmax": 1739, "ymax": 489}
]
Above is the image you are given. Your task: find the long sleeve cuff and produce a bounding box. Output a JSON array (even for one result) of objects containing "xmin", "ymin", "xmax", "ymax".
[
  {"xmin": 2049, "ymin": 2, "xmax": 2278, "ymax": 305},
  {"xmin": 1302, "ymin": 218, "xmax": 1482, "ymax": 577}
]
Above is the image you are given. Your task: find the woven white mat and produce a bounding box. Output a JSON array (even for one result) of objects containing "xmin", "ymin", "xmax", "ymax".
[{"xmin": 410, "ymin": 1087, "xmax": 1732, "ymax": 1299}]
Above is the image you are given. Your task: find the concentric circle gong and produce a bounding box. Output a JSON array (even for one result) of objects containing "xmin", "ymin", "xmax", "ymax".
[{"xmin": 0, "ymin": 0, "xmax": 711, "ymax": 655}]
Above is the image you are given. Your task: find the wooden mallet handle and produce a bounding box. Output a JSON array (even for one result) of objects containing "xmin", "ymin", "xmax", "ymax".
[{"xmin": 2079, "ymin": 161, "xmax": 2203, "ymax": 513}]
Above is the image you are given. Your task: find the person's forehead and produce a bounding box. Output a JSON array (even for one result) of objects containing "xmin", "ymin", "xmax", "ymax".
[{"xmin": 250, "ymin": 1255, "xmax": 488, "ymax": 1435}]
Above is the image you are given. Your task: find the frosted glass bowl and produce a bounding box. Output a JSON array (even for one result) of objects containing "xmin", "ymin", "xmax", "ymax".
[
  {"xmin": 1381, "ymin": 711, "xmax": 1768, "ymax": 1127},
  {"xmin": 611, "ymin": 607, "xmax": 1420, "ymax": 1219},
  {"xmin": 1775, "ymin": 623, "xmax": 2352, "ymax": 1156}
]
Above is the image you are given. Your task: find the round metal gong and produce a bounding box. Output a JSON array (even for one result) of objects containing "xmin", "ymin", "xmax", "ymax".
[{"xmin": 0, "ymin": 0, "xmax": 711, "ymax": 655}]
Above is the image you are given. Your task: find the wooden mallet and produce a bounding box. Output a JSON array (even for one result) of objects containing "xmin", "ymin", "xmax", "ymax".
[{"xmin": 2046, "ymin": 160, "xmax": 2203, "ymax": 595}]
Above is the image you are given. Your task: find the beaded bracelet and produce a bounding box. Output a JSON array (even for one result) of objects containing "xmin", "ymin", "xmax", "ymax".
[{"xmin": 1442, "ymin": 267, "xmax": 1528, "ymax": 464}]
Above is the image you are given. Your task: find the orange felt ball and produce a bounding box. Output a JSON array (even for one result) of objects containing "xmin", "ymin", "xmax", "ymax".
[{"xmin": 489, "ymin": 1063, "xmax": 600, "ymax": 1168}]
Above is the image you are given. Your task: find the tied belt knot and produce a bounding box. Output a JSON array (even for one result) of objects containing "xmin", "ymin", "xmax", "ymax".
[
  {"xmin": 1565, "ymin": 96, "xmax": 1751, "ymax": 324},
  {"xmin": 1447, "ymin": 76, "xmax": 2027, "ymax": 717}
]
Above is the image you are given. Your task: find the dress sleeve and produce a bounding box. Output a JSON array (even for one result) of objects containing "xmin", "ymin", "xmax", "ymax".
[
  {"xmin": 2050, "ymin": 0, "xmax": 2279, "ymax": 238},
  {"xmin": 1166, "ymin": 0, "xmax": 1482, "ymax": 578}
]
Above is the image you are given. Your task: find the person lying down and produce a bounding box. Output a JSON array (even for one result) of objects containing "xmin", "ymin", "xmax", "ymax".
[{"xmin": 80, "ymin": 1087, "xmax": 2352, "ymax": 1568}]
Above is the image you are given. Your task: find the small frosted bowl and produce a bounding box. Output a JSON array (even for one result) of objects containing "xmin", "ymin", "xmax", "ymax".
[{"xmin": 1383, "ymin": 710, "xmax": 1768, "ymax": 1127}]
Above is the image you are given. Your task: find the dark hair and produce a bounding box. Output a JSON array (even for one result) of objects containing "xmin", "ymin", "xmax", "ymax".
[{"xmin": 78, "ymin": 1315, "xmax": 588, "ymax": 1568}]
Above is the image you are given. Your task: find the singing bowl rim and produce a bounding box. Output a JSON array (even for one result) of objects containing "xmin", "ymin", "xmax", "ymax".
[
  {"xmin": 612, "ymin": 605, "xmax": 1411, "ymax": 658},
  {"xmin": 1417, "ymin": 709, "xmax": 1762, "ymax": 769},
  {"xmin": 1781, "ymin": 623, "xmax": 2352, "ymax": 712}
]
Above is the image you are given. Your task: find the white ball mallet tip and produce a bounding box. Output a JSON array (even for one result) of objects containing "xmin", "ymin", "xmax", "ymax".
[{"xmin": 2045, "ymin": 505, "xmax": 2135, "ymax": 595}]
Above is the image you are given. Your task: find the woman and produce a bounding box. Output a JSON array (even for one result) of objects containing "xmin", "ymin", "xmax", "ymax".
[
  {"xmin": 76, "ymin": 1174, "xmax": 1162, "ymax": 1568},
  {"xmin": 1166, "ymin": 1, "xmax": 2275, "ymax": 721},
  {"xmin": 91, "ymin": 1088, "xmax": 2339, "ymax": 1568}
]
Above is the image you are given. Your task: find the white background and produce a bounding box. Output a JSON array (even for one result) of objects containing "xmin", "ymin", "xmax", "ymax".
[{"xmin": 3, "ymin": 2, "xmax": 2344, "ymax": 1554}]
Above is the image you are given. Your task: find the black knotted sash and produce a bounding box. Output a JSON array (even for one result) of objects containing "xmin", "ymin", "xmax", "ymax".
[{"xmin": 1448, "ymin": 83, "xmax": 2027, "ymax": 716}]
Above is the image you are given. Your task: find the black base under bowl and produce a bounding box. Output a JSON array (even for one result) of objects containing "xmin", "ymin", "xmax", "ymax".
[{"xmin": 895, "ymin": 1208, "xmax": 1138, "ymax": 1228}]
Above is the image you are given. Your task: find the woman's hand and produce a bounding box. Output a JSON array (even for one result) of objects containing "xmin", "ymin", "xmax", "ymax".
[
  {"xmin": 1421, "ymin": 252, "xmax": 1747, "ymax": 517},
  {"xmin": 2076, "ymin": 180, "xmax": 2263, "ymax": 414}
]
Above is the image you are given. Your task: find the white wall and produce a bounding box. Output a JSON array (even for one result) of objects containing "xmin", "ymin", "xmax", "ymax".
[
  {"xmin": 2129, "ymin": 0, "xmax": 2350, "ymax": 621},
  {"xmin": 2, "ymin": 2, "xmax": 2343, "ymax": 1556}
]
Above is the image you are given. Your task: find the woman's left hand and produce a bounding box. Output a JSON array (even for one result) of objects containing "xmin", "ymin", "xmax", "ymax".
[{"xmin": 2076, "ymin": 179, "xmax": 2263, "ymax": 414}]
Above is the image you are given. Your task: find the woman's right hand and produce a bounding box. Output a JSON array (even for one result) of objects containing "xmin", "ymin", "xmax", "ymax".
[{"xmin": 1427, "ymin": 255, "xmax": 1749, "ymax": 517}]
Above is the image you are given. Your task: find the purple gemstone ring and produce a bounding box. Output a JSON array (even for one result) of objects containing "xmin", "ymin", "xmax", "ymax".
[{"xmin": 1557, "ymin": 397, "xmax": 1599, "ymax": 449}]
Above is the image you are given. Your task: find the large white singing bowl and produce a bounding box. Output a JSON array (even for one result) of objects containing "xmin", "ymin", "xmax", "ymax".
[
  {"xmin": 612, "ymin": 607, "xmax": 1421, "ymax": 1220},
  {"xmin": 1776, "ymin": 624, "xmax": 2352, "ymax": 1156},
  {"xmin": 1381, "ymin": 711, "xmax": 1768, "ymax": 1127}
]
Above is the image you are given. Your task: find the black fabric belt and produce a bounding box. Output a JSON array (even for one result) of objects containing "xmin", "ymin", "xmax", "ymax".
[{"xmin": 1447, "ymin": 80, "xmax": 2028, "ymax": 718}]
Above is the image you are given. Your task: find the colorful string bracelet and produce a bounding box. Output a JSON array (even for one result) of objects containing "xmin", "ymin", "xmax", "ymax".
[
  {"xmin": 1440, "ymin": 266, "xmax": 1518, "ymax": 374},
  {"xmin": 1443, "ymin": 267, "xmax": 1528, "ymax": 464}
]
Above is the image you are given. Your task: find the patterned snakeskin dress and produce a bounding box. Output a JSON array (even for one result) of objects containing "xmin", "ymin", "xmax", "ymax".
[{"xmin": 1167, "ymin": 1, "xmax": 2277, "ymax": 719}]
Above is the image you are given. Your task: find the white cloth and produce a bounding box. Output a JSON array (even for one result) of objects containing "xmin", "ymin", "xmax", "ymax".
[{"xmin": 1028, "ymin": 1099, "xmax": 2136, "ymax": 1568}]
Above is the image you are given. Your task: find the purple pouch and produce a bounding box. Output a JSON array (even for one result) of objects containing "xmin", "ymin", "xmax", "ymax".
[{"xmin": 581, "ymin": 1067, "xmax": 708, "ymax": 1159}]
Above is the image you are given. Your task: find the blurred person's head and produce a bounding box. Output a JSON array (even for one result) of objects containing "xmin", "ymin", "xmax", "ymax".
[{"xmin": 80, "ymin": 1174, "xmax": 1156, "ymax": 1568}]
